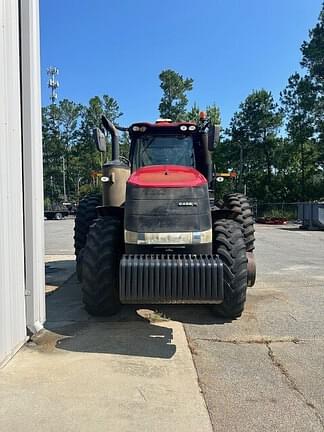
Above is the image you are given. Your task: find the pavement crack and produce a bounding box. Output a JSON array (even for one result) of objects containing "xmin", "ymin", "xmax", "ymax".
[
  {"xmin": 266, "ymin": 342, "xmax": 324, "ymax": 429},
  {"xmin": 192, "ymin": 336, "xmax": 301, "ymax": 345},
  {"xmin": 184, "ymin": 326, "xmax": 215, "ymax": 431},
  {"xmin": 137, "ymin": 387, "xmax": 147, "ymax": 402},
  {"xmin": 288, "ymin": 312, "xmax": 298, "ymax": 321}
]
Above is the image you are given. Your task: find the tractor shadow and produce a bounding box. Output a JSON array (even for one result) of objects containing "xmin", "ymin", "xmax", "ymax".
[
  {"xmin": 45, "ymin": 273, "xmax": 229, "ymax": 360},
  {"xmin": 45, "ymin": 259, "xmax": 75, "ymax": 294}
]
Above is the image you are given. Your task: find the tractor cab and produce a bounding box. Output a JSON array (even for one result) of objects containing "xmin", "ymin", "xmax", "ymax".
[
  {"xmin": 95, "ymin": 114, "xmax": 220, "ymax": 185},
  {"xmin": 129, "ymin": 120, "xmax": 197, "ymax": 171},
  {"xmin": 127, "ymin": 117, "xmax": 219, "ymax": 184}
]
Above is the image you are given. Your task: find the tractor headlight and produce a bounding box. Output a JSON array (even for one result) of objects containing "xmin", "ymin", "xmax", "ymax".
[
  {"xmin": 124, "ymin": 230, "xmax": 139, "ymax": 243},
  {"xmin": 124, "ymin": 229, "xmax": 212, "ymax": 245},
  {"xmin": 200, "ymin": 229, "xmax": 212, "ymax": 243}
]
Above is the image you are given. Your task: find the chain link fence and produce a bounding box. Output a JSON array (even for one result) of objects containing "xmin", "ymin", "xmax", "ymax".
[{"xmin": 250, "ymin": 201, "xmax": 299, "ymax": 221}]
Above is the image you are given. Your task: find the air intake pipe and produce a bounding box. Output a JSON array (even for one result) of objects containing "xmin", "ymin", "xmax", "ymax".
[
  {"xmin": 200, "ymin": 131, "xmax": 212, "ymax": 184},
  {"xmin": 101, "ymin": 115, "xmax": 119, "ymax": 161}
]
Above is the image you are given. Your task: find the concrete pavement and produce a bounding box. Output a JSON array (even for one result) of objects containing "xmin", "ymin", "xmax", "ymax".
[
  {"xmin": 1, "ymin": 221, "xmax": 323, "ymax": 431},
  {"xmin": 0, "ymin": 273, "xmax": 213, "ymax": 432},
  {"xmin": 0, "ymin": 220, "xmax": 213, "ymax": 431},
  {"xmin": 44, "ymin": 218, "xmax": 75, "ymax": 255}
]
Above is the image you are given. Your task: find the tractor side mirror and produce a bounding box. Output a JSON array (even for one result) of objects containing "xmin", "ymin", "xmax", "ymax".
[
  {"xmin": 93, "ymin": 128, "xmax": 107, "ymax": 152},
  {"xmin": 208, "ymin": 125, "xmax": 220, "ymax": 151}
]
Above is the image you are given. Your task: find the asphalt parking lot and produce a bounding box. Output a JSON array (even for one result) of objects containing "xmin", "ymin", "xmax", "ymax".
[
  {"xmin": 182, "ymin": 225, "xmax": 324, "ymax": 431},
  {"xmin": 45, "ymin": 217, "xmax": 75, "ymax": 255},
  {"xmin": 44, "ymin": 219, "xmax": 324, "ymax": 431}
]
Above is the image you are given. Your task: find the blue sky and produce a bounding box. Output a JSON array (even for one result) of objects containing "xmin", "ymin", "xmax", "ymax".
[{"xmin": 40, "ymin": 0, "xmax": 322, "ymax": 127}]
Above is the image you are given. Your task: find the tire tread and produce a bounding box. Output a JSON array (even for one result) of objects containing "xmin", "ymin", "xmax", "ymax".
[
  {"xmin": 212, "ymin": 219, "xmax": 248, "ymax": 319},
  {"xmin": 81, "ymin": 216, "xmax": 123, "ymax": 316},
  {"xmin": 224, "ymin": 193, "xmax": 255, "ymax": 251},
  {"xmin": 74, "ymin": 194, "xmax": 102, "ymax": 256}
]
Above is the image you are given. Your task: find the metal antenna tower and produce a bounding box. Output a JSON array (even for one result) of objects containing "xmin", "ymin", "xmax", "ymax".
[
  {"xmin": 47, "ymin": 66, "xmax": 59, "ymax": 104},
  {"xmin": 47, "ymin": 66, "xmax": 66, "ymax": 201}
]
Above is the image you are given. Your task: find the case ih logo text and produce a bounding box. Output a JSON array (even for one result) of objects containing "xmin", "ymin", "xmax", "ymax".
[{"xmin": 178, "ymin": 202, "xmax": 198, "ymax": 207}]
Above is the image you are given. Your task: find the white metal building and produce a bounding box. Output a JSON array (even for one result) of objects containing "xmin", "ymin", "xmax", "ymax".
[{"xmin": 0, "ymin": 0, "xmax": 45, "ymax": 367}]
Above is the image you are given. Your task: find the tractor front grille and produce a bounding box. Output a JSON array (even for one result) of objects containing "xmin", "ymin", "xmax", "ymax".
[{"xmin": 119, "ymin": 254, "xmax": 224, "ymax": 304}]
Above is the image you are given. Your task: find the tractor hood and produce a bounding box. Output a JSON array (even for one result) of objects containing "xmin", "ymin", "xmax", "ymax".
[
  {"xmin": 124, "ymin": 164, "xmax": 212, "ymax": 254},
  {"xmin": 127, "ymin": 165, "xmax": 207, "ymax": 188}
]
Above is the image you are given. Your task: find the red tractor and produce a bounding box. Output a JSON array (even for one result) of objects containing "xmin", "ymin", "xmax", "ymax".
[{"xmin": 74, "ymin": 113, "xmax": 256, "ymax": 319}]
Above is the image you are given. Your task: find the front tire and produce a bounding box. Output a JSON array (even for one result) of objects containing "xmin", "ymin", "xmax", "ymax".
[
  {"xmin": 211, "ymin": 219, "xmax": 248, "ymax": 319},
  {"xmin": 81, "ymin": 216, "xmax": 123, "ymax": 316}
]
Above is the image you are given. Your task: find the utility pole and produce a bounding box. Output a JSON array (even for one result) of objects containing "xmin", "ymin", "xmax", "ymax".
[
  {"xmin": 62, "ymin": 156, "xmax": 67, "ymax": 202},
  {"xmin": 50, "ymin": 175, "xmax": 54, "ymax": 205},
  {"xmin": 77, "ymin": 176, "xmax": 83, "ymax": 198}
]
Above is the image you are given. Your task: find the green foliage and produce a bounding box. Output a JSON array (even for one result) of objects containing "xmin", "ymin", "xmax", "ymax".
[
  {"xmin": 206, "ymin": 104, "xmax": 221, "ymax": 125},
  {"xmin": 79, "ymin": 183, "xmax": 102, "ymax": 198},
  {"xmin": 262, "ymin": 208, "xmax": 296, "ymax": 220},
  {"xmin": 44, "ymin": 196, "xmax": 52, "ymax": 210},
  {"xmin": 43, "ymin": 100, "xmax": 83, "ymax": 203},
  {"xmin": 301, "ymin": 5, "xmax": 324, "ymax": 81},
  {"xmin": 220, "ymin": 1, "xmax": 323, "ymax": 204},
  {"xmin": 278, "ymin": 3, "xmax": 324, "ymax": 201},
  {"xmin": 213, "ymin": 4, "xmax": 324, "ymax": 203},
  {"xmin": 185, "ymin": 102, "xmax": 200, "ymax": 122},
  {"xmin": 120, "ymin": 131, "xmax": 130, "ymax": 160},
  {"xmin": 301, "ymin": 4, "xmax": 324, "ymax": 167},
  {"xmin": 158, "ymin": 69, "xmax": 193, "ymax": 121},
  {"xmin": 185, "ymin": 102, "xmax": 221, "ymax": 125},
  {"xmin": 280, "ymin": 74, "xmax": 318, "ymax": 200},
  {"xmin": 77, "ymin": 95, "xmax": 123, "ymax": 166},
  {"xmin": 225, "ymin": 90, "xmax": 283, "ymax": 200},
  {"xmin": 42, "ymin": 94, "xmax": 122, "ymax": 205}
]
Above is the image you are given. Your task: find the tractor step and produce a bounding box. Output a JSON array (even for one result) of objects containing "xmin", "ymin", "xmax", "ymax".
[{"xmin": 119, "ymin": 254, "xmax": 224, "ymax": 304}]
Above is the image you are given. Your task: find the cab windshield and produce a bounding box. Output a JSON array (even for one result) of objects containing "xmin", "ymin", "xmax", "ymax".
[{"xmin": 132, "ymin": 135, "xmax": 195, "ymax": 170}]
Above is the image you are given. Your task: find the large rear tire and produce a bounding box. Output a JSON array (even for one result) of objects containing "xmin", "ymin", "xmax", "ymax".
[
  {"xmin": 76, "ymin": 248, "xmax": 84, "ymax": 282},
  {"xmin": 81, "ymin": 216, "xmax": 123, "ymax": 316},
  {"xmin": 223, "ymin": 193, "xmax": 255, "ymax": 251},
  {"xmin": 211, "ymin": 219, "xmax": 248, "ymax": 319},
  {"xmin": 74, "ymin": 194, "xmax": 102, "ymax": 256}
]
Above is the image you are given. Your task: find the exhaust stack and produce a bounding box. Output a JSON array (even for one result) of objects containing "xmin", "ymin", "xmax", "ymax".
[{"xmin": 101, "ymin": 115, "xmax": 119, "ymax": 161}]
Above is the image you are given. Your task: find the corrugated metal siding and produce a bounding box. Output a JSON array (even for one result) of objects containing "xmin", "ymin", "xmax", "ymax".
[
  {"xmin": 0, "ymin": 0, "xmax": 27, "ymax": 366},
  {"xmin": 20, "ymin": 0, "xmax": 45, "ymax": 332}
]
